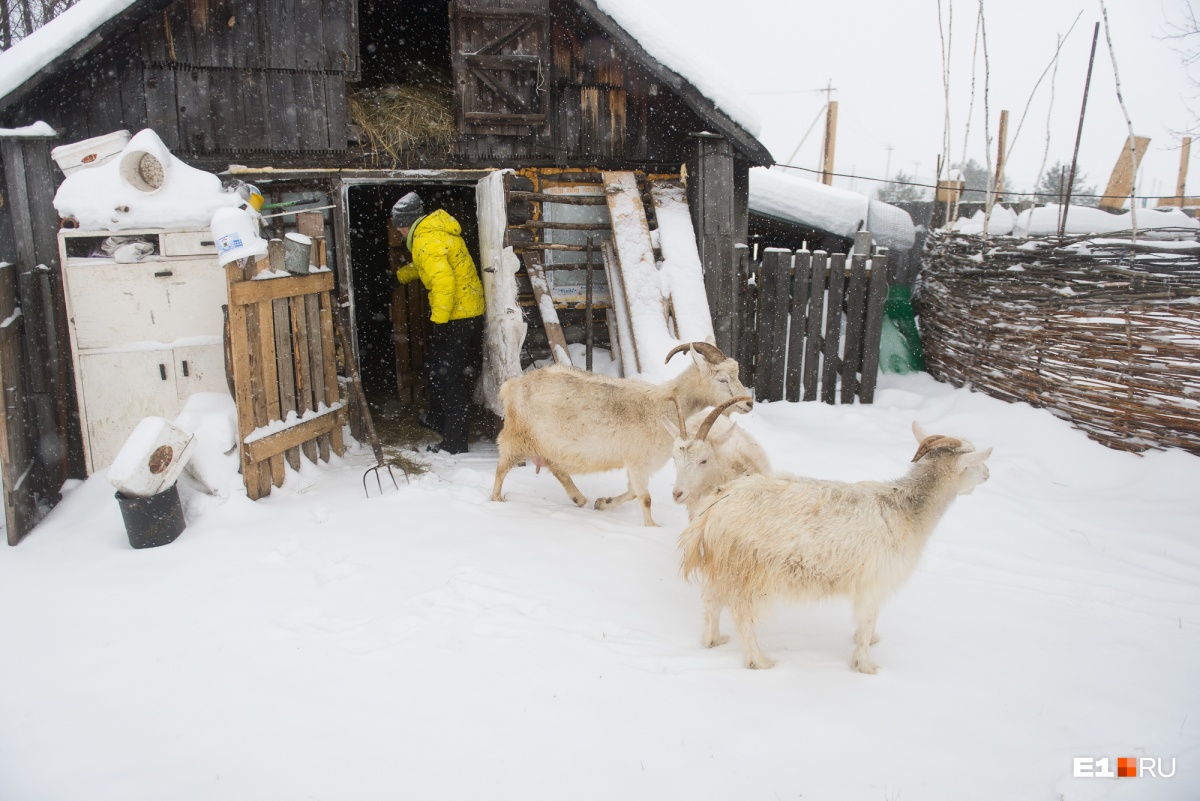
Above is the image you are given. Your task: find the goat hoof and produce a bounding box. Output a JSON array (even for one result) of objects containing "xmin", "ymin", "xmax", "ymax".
[
  {"xmin": 703, "ymin": 635, "xmax": 729, "ymax": 648},
  {"xmin": 571, "ymin": 496, "xmax": 588, "ymax": 508},
  {"xmin": 746, "ymin": 656, "xmax": 776, "ymax": 670},
  {"xmin": 852, "ymin": 657, "xmax": 879, "ymax": 675},
  {"xmin": 490, "ymin": 493, "xmax": 505, "ymax": 503},
  {"xmin": 593, "ymin": 497, "xmax": 609, "ymax": 510}
]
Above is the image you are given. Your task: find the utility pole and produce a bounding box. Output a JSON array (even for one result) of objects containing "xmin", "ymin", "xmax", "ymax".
[
  {"xmin": 884, "ymin": 144, "xmax": 895, "ymax": 182},
  {"xmin": 1175, "ymin": 136, "xmax": 1191, "ymax": 207},
  {"xmin": 820, "ymin": 78, "xmax": 838, "ymax": 186}
]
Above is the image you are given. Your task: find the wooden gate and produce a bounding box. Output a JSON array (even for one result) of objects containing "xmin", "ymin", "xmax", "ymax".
[
  {"xmin": 741, "ymin": 243, "xmax": 890, "ymax": 404},
  {"xmin": 225, "ymin": 233, "xmax": 345, "ymax": 501},
  {"xmin": 0, "ymin": 263, "xmax": 38, "ymax": 544}
]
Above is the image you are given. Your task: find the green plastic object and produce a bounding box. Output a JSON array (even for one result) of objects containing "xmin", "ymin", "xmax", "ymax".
[{"xmin": 879, "ymin": 285, "xmax": 925, "ymax": 374}]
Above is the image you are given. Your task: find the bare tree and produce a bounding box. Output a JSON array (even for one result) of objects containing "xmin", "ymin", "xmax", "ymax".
[
  {"xmin": 1163, "ymin": 1, "xmax": 1200, "ymax": 134},
  {"xmin": 1, "ymin": 0, "xmax": 79, "ymax": 51}
]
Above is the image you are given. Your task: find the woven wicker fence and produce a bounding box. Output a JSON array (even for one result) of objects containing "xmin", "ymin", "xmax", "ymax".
[{"xmin": 917, "ymin": 229, "xmax": 1200, "ymax": 456}]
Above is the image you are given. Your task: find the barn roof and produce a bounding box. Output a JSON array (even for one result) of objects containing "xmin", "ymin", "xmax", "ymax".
[{"xmin": 0, "ymin": 0, "xmax": 771, "ymax": 164}]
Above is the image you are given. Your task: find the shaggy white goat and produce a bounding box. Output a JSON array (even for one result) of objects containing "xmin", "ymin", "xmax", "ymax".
[
  {"xmin": 678, "ymin": 422, "xmax": 992, "ymax": 673},
  {"xmin": 490, "ymin": 342, "xmax": 751, "ymax": 526},
  {"xmin": 663, "ymin": 395, "xmax": 771, "ymax": 519}
]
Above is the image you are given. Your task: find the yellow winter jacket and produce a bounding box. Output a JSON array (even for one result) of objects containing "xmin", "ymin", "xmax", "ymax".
[{"xmin": 395, "ymin": 209, "xmax": 485, "ymax": 324}]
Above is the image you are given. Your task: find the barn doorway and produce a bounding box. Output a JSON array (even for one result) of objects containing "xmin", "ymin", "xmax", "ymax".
[{"xmin": 345, "ymin": 182, "xmax": 485, "ymax": 452}]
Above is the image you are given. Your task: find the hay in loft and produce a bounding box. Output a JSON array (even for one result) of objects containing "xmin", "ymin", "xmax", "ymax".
[{"xmin": 349, "ymin": 85, "xmax": 456, "ymax": 163}]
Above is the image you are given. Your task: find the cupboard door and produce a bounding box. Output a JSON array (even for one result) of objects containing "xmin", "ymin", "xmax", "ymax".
[
  {"xmin": 174, "ymin": 343, "xmax": 229, "ymax": 400},
  {"xmin": 65, "ymin": 258, "xmax": 226, "ymax": 349},
  {"xmin": 77, "ymin": 350, "xmax": 178, "ymax": 472}
]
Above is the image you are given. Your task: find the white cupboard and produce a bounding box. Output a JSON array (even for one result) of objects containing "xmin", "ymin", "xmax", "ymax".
[{"xmin": 58, "ymin": 228, "xmax": 230, "ymax": 473}]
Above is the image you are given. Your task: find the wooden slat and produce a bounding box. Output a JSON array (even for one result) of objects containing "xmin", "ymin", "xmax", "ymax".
[
  {"xmin": 820, "ymin": 254, "xmax": 847, "ymax": 404},
  {"xmin": 755, "ymin": 249, "xmax": 789, "ymax": 402},
  {"xmin": 305, "ymin": 293, "xmax": 329, "ymax": 462},
  {"xmin": 244, "ymin": 406, "xmax": 344, "ymax": 465},
  {"xmin": 290, "ymin": 294, "xmax": 318, "ymax": 464},
  {"xmin": 245, "ymin": 257, "xmax": 274, "ymax": 496},
  {"xmin": 802, "ymin": 251, "xmax": 828, "ymax": 402},
  {"xmin": 840, "ymin": 251, "xmax": 869, "ymax": 403},
  {"xmin": 785, "ymin": 249, "xmax": 812, "ymax": 402},
  {"xmin": 268, "ymin": 239, "xmax": 300, "ymax": 471},
  {"xmin": 319, "ymin": 292, "xmax": 345, "ymax": 456},
  {"xmin": 524, "ymin": 253, "xmax": 572, "ymax": 366},
  {"xmin": 229, "ymin": 270, "xmax": 334, "ymax": 306},
  {"xmin": 225, "ymin": 262, "xmax": 266, "ymax": 500},
  {"xmin": 858, "ymin": 250, "xmax": 890, "ymax": 403},
  {"xmin": 602, "ymin": 171, "xmax": 668, "ymax": 372}
]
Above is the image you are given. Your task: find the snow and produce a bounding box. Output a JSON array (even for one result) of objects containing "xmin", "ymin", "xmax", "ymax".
[
  {"xmin": 476, "ymin": 171, "xmax": 527, "ymax": 417},
  {"xmin": 0, "ymin": 121, "xmax": 56, "ymax": 138},
  {"xmin": 53, "ymin": 129, "xmax": 241, "ymax": 231},
  {"xmin": 591, "ymin": 0, "xmax": 761, "ymax": 138},
  {"xmin": 749, "ymin": 168, "xmax": 917, "ymax": 252},
  {"xmin": 1, "ymin": 373, "xmax": 1197, "ymax": 800},
  {"xmin": 1013, "ymin": 205, "xmax": 1200, "ymax": 237},
  {"xmin": 0, "ymin": 0, "xmax": 139, "ymax": 106}
]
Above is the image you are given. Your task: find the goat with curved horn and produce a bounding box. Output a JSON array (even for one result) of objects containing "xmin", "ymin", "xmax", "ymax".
[
  {"xmin": 695, "ymin": 396, "xmax": 754, "ymax": 442},
  {"xmin": 665, "ymin": 342, "xmax": 725, "ymax": 365}
]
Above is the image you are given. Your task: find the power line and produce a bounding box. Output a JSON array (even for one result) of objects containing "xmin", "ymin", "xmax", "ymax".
[{"xmin": 772, "ymin": 161, "xmax": 1194, "ymax": 201}]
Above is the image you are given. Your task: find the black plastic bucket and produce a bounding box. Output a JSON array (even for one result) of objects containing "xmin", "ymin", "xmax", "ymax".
[{"xmin": 115, "ymin": 484, "xmax": 186, "ymax": 549}]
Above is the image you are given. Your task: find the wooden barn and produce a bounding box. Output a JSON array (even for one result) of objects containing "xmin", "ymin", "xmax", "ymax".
[{"xmin": 0, "ymin": 0, "xmax": 773, "ymax": 541}]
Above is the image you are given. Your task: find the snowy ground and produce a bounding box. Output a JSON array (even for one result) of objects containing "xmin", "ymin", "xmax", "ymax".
[{"xmin": 1, "ymin": 373, "xmax": 1197, "ymax": 800}]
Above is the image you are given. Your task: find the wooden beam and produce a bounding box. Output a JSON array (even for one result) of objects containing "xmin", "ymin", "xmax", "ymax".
[
  {"xmin": 244, "ymin": 406, "xmax": 344, "ymax": 464},
  {"xmin": 821, "ymin": 100, "xmax": 838, "ymax": 186},
  {"xmin": 523, "ymin": 253, "xmax": 573, "ymax": 366},
  {"xmin": 992, "ymin": 109, "xmax": 1009, "ymax": 202},
  {"xmin": 1098, "ymin": 135, "xmax": 1150, "ymax": 210},
  {"xmin": 1175, "ymin": 137, "xmax": 1191, "ymax": 207},
  {"xmin": 229, "ymin": 271, "xmax": 334, "ymax": 306}
]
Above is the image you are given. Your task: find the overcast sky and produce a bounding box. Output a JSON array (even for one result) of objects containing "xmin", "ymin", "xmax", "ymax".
[{"xmin": 644, "ymin": 0, "xmax": 1196, "ymax": 203}]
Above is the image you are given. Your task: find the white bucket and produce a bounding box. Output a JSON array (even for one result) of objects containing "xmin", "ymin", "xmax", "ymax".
[
  {"xmin": 51, "ymin": 130, "xmax": 132, "ymax": 176},
  {"xmin": 211, "ymin": 206, "xmax": 268, "ymax": 266},
  {"xmin": 118, "ymin": 129, "xmax": 173, "ymax": 193}
]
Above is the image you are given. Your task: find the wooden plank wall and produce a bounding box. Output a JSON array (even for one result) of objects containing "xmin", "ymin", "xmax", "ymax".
[
  {"xmin": 746, "ymin": 246, "xmax": 891, "ymax": 405},
  {"xmin": 0, "ymin": 263, "xmax": 38, "ymax": 544},
  {"xmin": 9, "ymin": 0, "xmax": 355, "ymax": 158},
  {"xmin": 688, "ymin": 134, "xmax": 738, "ymax": 359}
]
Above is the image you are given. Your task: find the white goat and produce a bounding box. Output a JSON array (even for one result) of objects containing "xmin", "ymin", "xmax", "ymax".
[
  {"xmin": 663, "ymin": 395, "xmax": 771, "ymax": 519},
  {"xmin": 490, "ymin": 342, "xmax": 751, "ymax": 526},
  {"xmin": 678, "ymin": 422, "xmax": 992, "ymax": 673}
]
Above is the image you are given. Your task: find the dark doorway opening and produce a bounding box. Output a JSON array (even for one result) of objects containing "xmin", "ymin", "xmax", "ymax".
[{"xmin": 346, "ymin": 183, "xmax": 485, "ymax": 450}]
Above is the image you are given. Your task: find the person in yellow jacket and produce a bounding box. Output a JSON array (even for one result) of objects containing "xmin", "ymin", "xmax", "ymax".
[{"xmin": 391, "ymin": 192, "xmax": 485, "ymax": 454}]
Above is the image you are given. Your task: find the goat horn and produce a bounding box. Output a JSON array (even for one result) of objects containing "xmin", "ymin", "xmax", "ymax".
[
  {"xmin": 696, "ymin": 396, "xmax": 752, "ymax": 441},
  {"xmin": 672, "ymin": 398, "xmax": 688, "ymax": 438},
  {"xmin": 664, "ymin": 341, "xmax": 727, "ymax": 365},
  {"xmin": 911, "ymin": 435, "xmax": 963, "ymax": 462}
]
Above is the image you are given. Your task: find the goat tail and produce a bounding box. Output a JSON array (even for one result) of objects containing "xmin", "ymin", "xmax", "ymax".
[{"xmin": 678, "ymin": 520, "xmax": 709, "ymax": 583}]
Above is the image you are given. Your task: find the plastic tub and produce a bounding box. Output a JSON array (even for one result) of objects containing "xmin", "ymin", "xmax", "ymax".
[{"xmin": 50, "ymin": 130, "xmax": 132, "ymax": 176}]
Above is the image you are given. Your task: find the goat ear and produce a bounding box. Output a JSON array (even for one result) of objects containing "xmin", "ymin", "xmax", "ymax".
[
  {"xmin": 959, "ymin": 447, "xmax": 992, "ymax": 468},
  {"xmin": 661, "ymin": 415, "xmax": 681, "ymax": 438},
  {"xmin": 708, "ymin": 424, "xmax": 736, "ymax": 446},
  {"xmin": 912, "ymin": 420, "xmax": 929, "ymax": 443},
  {"xmin": 704, "ymin": 335, "xmax": 717, "ymax": 346},
  {"xmin": 690, "ymin": 346, "xmax": 710, "ymax": 373}
]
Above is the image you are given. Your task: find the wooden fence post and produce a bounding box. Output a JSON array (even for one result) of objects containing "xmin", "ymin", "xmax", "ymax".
[
  {"xmin": 785, "ymin": 248, "xmax": 812, "ymax": 402},
  {"xmin": 859, "ymin": 248, "xmax": 890, "ymax": 403},
  {"xmin": 802, "ymin": 251, "xmax": 827, "ymax": 402}
]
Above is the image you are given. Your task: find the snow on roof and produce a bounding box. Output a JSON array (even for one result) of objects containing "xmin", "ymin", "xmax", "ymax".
[
  {"xmin": 0, "ymin": 121, "xmax": 57, "ymax": 137},
  {"xmin": 0, "ymin": 0, "xmax": 139, "ymax": 107},
  {"xmin": 749, "ymin": 167, "xmax": 917, "ymax": 251},
  {"xmin": 588, "ymin": 0, "xmax": 761, "ymax": 138}
]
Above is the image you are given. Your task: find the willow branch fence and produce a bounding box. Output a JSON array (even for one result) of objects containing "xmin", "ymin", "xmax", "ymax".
[{"xmin": 917, "ymin": 229, "xmax": 1200, "ymax": 455}]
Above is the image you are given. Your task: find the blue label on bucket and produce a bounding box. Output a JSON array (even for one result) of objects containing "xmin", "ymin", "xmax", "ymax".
[{"xmin": 217, "ymin": 232, "xmax": 244, "ymax": 254}]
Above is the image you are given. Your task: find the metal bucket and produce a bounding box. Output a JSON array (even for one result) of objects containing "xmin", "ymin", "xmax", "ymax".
[
  {"xmin": 283, "ymin": 232, "xmax": 313, "ymax": 274},
  {"xmin": 115, "ymin": 484, "xmax": 186, "ymax": 549}
]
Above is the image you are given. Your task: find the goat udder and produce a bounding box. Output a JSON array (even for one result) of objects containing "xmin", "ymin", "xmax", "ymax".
[{"xmin": 532, "ymin": 455, "xmax": 547, "ymax": 474}]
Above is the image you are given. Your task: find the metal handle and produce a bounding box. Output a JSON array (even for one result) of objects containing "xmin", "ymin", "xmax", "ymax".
[
  {"xmin": 154, "ymin": 270, "xmax": 174, "ymax": 278},
  {"xmin": 181, "ymin": 360, "xmax": 189, "ymax": 377},
  {"xmin": 159, "ymin": 364, "xmax": 167, "ymax": 380}
]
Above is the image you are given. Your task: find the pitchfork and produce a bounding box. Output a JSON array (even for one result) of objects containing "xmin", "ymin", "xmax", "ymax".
[{"xmin": 334, "ymin": 315, "xmax": 405, "ymax": 497}]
